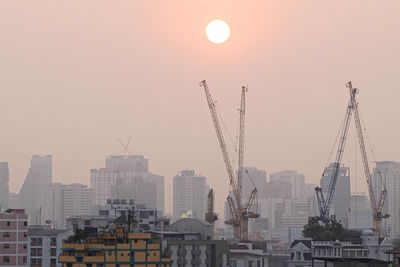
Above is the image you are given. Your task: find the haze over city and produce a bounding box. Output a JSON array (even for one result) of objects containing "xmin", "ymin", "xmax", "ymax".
[{"xmin": 1, "ymin": 0, "xmax": 400, "ymax": 217}]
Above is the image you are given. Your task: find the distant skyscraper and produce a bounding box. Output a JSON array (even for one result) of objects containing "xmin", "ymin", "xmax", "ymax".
[
  {"xmin": 173, "ymin": 170, "xmax": 208, "ymax": 219},
  {"xmin": 320, "ymin": 163, "xmax": 350, "ymax": 228},
  {"xmin": 8, "ymin": 193, "xmax": 19, "ymax": 209},
  {"xmin": 90, "ymin": 155, "xmax": 164, "ymax": 212},
  {"xmin": 0, "ymin": 162, "xmax": 9, "ymax": 211},
  {"xmin": 270, "ymin": 170, "xmax": 305, "ymax": 200},
  {"xmin": 110, "ymin": 177, "xmax": 157, "ymax": 209},
  {"xmin": 63, "ymin": 183, "xmax": 93, "ymax": 222},
  {"xmin": 18, "ymin": 155, "xmax": 52, "ymax": 224},
  {"xmin": 349, "ymin": 193, "xmax": 372, "ymax": 230},
  {"xmin": 240, "ymin": 167, "xmax": 267, "ymax": 200},
  {"xmin": 372, "ymin": 161, "xmax": 400, "ymax": 237},
  {"xmin": 46, "ymin": 183, "xmax": 64, "ymax": 229}
]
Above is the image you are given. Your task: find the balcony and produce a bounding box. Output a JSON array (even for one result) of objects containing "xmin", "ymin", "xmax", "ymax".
[
  {"xmin": 59, "ymin": 256, "xmax": 75, "ymax": 262},
  {"xmin": 191, "ymin": 250, "xmax": 201, "ymax": 256},
  {"xmin": 177, "ymin": 249, "xmax": 186, "ymax": 256}
]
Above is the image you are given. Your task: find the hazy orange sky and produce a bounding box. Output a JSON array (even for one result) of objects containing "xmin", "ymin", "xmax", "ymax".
[{"xmin": 1, "ymin": 1, "xmax": 400, "ymax": 214}]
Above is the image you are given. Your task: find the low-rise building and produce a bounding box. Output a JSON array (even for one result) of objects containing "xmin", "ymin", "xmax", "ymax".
[
  {"xmin": 229, "ymin": 241, "xmax": 269, "ymax": 267},
  {"xmin": 66, "ymin": 199, "xmax": 170, "ymax": 233},
  {"xmin": 28, "ymin": 226, "xmax": 72, "ymax": 267},
  {"xmin": 169, "ymin": 218, "xmax": 212, "ymax": 241},
  {"xmin": 288, "ymin": 233, "xmax": 394, "ymax": 267},
  {"xmin": 166, "ymin": 240, "xmax": 229, "ymax": 267},
  {"xmin": 59, "ymin": 232, "xmax": 171, "ymax": 266},
  {"xmin": 0, "ymin": 209, "xmax": 28, "ymax": 266}
]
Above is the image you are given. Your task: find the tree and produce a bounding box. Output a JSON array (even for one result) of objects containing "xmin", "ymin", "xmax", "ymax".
[
  {"xmin": 303, "ymin": 217, "xmax": 359, "ymax": 242},
  {"xmin": 64, "ymin": 228, "xmax": 90, "ymax": 244}
]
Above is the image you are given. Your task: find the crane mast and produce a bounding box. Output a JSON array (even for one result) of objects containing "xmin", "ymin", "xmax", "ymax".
[
  {"xmin": 200, "ymin": 80, "xmax": 241, "ymax": 206},
  {"xmin": 205, "ymin": 189, "xmax": 218, "ymax": 239},
  {"xmin": 347, "ymin": 81, "xmax": 388, "ymax": 237},
  {"xmin": 200, "ymin": 80, "xmax": 258, "ymax": 240},
  {"xmin": 237, "ymin": 86, "xmax": 247, "ymax": 207},
  {"xmin": 315, "ymin": 96, "xmax": 354, "ymax": 224}
]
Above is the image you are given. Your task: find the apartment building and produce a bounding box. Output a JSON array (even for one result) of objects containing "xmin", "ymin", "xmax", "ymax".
[{"xmin": 0, "ymin": 209, "xmax": 28, "ymax": 266}]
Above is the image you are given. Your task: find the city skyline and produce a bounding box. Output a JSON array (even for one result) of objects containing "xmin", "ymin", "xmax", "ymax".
[{"xmin": 1, "ymin": 1, "xmax": 400, "ymax": 217}]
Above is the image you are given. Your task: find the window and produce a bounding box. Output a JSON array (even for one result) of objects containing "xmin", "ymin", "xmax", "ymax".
[
  {"xmin": 6, "ymin": 221, "xmax": 10, "ymax": 226},
  {"xmin": 51, "ymin": 237, "xmax": 57, "ymax": 244},
  {"xmin": 23, "ymin": 244, "xmax": 27, "ymax": 249},
  {"xmin": 3, "ymin": 232, "xmax": 9, "ymax": 237},
  {"xmin": 84, "ymin": 220, "xmax": 90, "ymax": 226},
  {"xmin": 24, "ymin": 221, "xmax": 27, "ymax": 226},
  {"xmin": 50, "ymin": 258, "xmax": 56, "ymax": 264},
  {"xmin": 3, "ymin": 256, "xmax": 10, "ymax": 263},
  {"xmin": 23, "ymin": 232, "xmax": 27, "ymax": 237},
  {"xmin": 50, "ymin": 248, "xmax": 57, "ymax": 255},
  {"xmin": 23, "ymin": 256, "xmax": 27, "ymax": 263}
]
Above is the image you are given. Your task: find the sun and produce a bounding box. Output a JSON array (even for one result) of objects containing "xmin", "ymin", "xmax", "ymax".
[{"xmin": 206, "ymin": 20, "xmax": 230, "ymax": 44}]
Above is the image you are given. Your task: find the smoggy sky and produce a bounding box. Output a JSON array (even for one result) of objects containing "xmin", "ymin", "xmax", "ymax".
[{"xmin": 1, "ymin": 1, "xmax": 400, "ymax": 214}]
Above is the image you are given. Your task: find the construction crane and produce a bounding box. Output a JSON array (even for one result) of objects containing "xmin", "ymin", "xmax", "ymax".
[
  {"xmin": 205, "ymin": 189, "xmax": 218, "ymax": 239},
  {"xmin": 315, "ymin": 87, "xmax": 356, "ymax": 224},
  {"xmin": 347, "ymin": 81, "xmax": 389, "ymax": 237},
  {"xmin": 200, "ymin": 80, "xmax": 259, "ymax": 240}
]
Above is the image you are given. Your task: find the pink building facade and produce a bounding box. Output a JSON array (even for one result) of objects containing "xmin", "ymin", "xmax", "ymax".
[{"xmin": 0, "ymin": 209, "xmax": 28, "ymax": 266}]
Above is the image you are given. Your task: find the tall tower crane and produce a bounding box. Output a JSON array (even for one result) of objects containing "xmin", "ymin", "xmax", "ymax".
[
  {"xmin": 347, "ymin": 81, "xmax": 389, "ymax": 237},
  {"xmin": 315, "ymin": 90, "xmax": 355, "ymax": 224},
  {"xmin": 205, "ymin": 189, "xmax": 218, "ymax": 239},
  {"xmin": 200, "ymin": 80, "xmax": 259, "ymax": 240}
]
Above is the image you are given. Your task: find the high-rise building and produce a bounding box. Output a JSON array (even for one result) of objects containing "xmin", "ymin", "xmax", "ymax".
[
  {"xmin": 372, "ymin": 161, "xmax": 400, "ymax": 237},
  {"xmin": 0, "ymin": 209, "xmax": 28, "ymax": 266},
  {"xmin": 320, "ymin": 163, "xmax": 350, "ymax": 228},
  {"xmin": 0, "ymin": 163, "xmax": 9, "ymax": 211},
  {"xmin": 270, "ymin": 170, "xmax": 305, "ymax": 200},
  {"xmin": 18, "ymin": 155, "xmax": 52, "ymax": 224},
  {"xmin": 173, "ymin": 170, "xmax": 208, "ymax": 219},
  {"xmin": 63, "ymin": 184, "xmax": 93, "ymax": 222},
  {"xmin": 90, "ymin": 155, "xmax": 164, "ymax": 212},
  {"xmin": 46, "ymin": 183, "xmax": 64, "ymax": 229},
  {"xmin": 240, "ymin": 167, "xmax": 267, "ymax": 200},
  {"xmin": 8, "ymin": 193, "xmax": 19, "ymax": 209},
  {"xmin": 349, "ymin": 193, "xmax": 372, "ymax": 230},
  {"xmin": 264, "ymin": 180, "xmax": 292, "ymax": 199}
]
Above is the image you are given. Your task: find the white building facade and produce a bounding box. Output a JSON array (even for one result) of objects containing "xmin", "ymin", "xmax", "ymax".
[
  {"xmin": 320, "ymin": 163, "xmax": 350, "ymax": 228},
  {"xmin": 372, "ymin": 161, "xmax": 400, "ymax": 238},
  {"xmin": 173, "ymin": 170, "xmax": 208, "ymax": 219}
]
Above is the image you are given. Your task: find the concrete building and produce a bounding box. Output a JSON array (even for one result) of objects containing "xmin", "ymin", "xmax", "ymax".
[
  {"xmin": 349, "ymin": 193, "xmax": 372, "ymax": 230},
  {"xmin": 59, "ymin": 232, "xmax": 171, "ymax": 266},
  {"xmin": 288, "ymin": 232, "xmax": 393, "ymax": 267},
  {"xmin": 8, "ymin": 193, "xmax": 18, "ymax": 210},
  {"xmin": 270, "ymin": 170, "xmax": 305, "ymax": 200},
  {"xmin": 18, "ymin": 155, "xmax": 52, "ymax": 225},
  {"xmin": 90, "ymin": 155, "xmax": 165, "ymax": 212},
  {"xmin": 63, "ymin": 183, "xmax": 93, "ymax": 222},
  {"xmin": 0, "ymin": 163, "xmax": 9, "ymax": 211},
  {"xmin": 28, "ymin": 226, "xmax": 72, "ymax": 267},
  {"xmin": 372, "ymin": 161, "xmax": 400, "ymax": 237},
  {"xmin": 240, "ymin": 167, "xmax": 267, "ymax": 200},
  {"xmin": 173, "ymin": 170, "xmax": 208, "ymax": 219},
  {"xmin": 320, "ymin": 163, "xmax": 350, "ymax": 228},
  {"xmin": 0, "ymin": 209, "xmax": 28, "ymax": 266},
  {"xmin": 264, "ymin": 180, "xmax": 291, "ymax": 199},
  {"xmin": 67, "ymin": 199, "xmax": 170, "ymax": 233},
  {"xmin": 46, "ymin": 183, "xmax": 64, "ymax": 229},
  {"xmin": 170, "ymin": 218, "xmax": 213, "ymax": 241},
  {"xmin": 166, "ymin": 240, "xmax": 229, "ymax": 267},
  {"xmin": 229, "ymin": 241, "xmax": 269, "ymax": 267}
]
